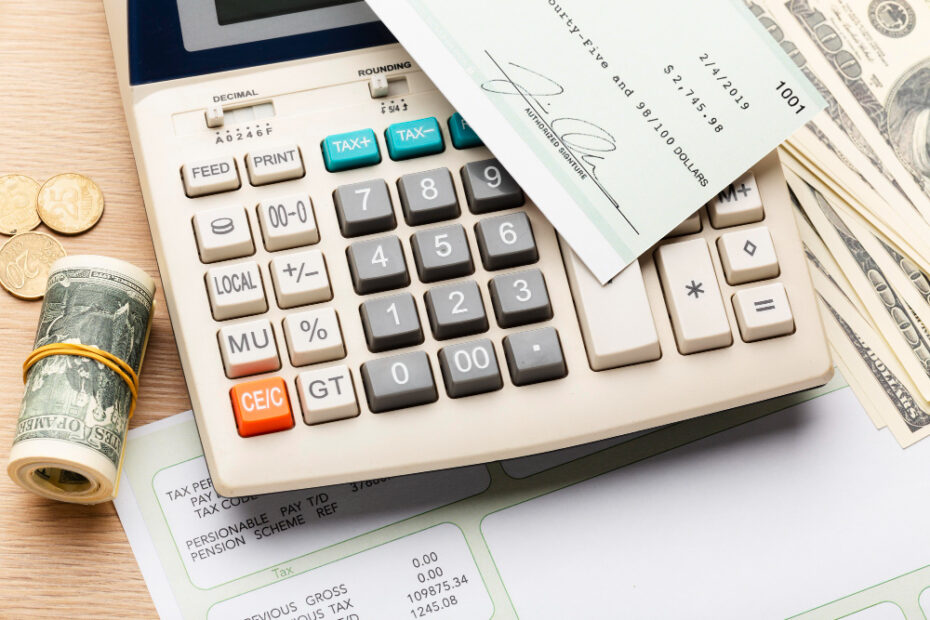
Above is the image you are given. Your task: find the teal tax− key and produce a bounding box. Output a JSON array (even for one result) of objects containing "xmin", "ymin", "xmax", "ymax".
[
  {"xmin": 321, "ymin": 128, "xmax": 381, "ymax": 172},
  {"xmin": 448, "ymin": 112, "xmax": 483, "ymax": 149},
  {"xmin": 385, "ymin": 117, "xmax": 444, "ymax": 161}
]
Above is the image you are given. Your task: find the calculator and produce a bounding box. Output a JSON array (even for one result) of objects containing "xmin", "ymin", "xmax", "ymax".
[{"xmin": 105, "ymin": 0, "xmax": 833, "ymax": 496}]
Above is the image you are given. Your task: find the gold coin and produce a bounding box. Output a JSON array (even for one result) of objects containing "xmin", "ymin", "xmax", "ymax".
[
  {"xmin": 0, "ymin": 231, "xmax": 67, "ymax": 300},
  {"xmin": 36, "ymin": 173, "xmax": 104, "ymax": 235},
  {"xmin": 0, "ymin": 174, "xmax": 41, "ymax": 236}
]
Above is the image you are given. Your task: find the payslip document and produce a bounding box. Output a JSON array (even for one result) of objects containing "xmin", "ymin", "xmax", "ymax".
[{"xmin": 365, "ymin": 0, "xmax": 823, "ymax": 282}]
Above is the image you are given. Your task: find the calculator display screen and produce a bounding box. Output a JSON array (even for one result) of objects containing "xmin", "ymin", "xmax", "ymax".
[
  {"xmin": 131, "ymin": 0, "xmax": 393, "ymax": 84},
  {"xmin": 215, "ymin": 0, "xmax": 357, "ymax": 26}
]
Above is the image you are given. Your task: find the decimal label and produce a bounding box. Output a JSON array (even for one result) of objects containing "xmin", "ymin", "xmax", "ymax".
[
  {"xmin": 153, "ymin": 458, "xmax": 490, "ymax": 588},
  {"xmin": 207, "ymin": 524, "xmax": 492, "ymax": 620}
]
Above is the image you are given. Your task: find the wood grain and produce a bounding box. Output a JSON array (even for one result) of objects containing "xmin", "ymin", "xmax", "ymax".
[{"xmin": 0, "ymin": 1, "xmax": 187, "ymax": 616}]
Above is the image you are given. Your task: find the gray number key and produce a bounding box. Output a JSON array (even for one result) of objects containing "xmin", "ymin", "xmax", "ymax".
[
  {"xmin": 489, "ymin": 268, "xmax": 553, "ymax": 328},
  {"xmin": 333, "ymin": 179, "xmax": 395, "ymax": 237},
  {"xmin": 424, "ymin": 281, "xmax": 488, "ymax": 340},
  {"xmin": 503, "ymin": 327, "xmax": 567, "ymax": 385},
  {"xmin": 347, "ymin": 235, "xmax": 410, "ymax": 294},
  {"xmin": 438, "ymin": 339, "xmax": 503, "ymax": 397},
  {"xmin": 461, "ymin": 158, "xmax": 524, "ymax": 213},
  {"xmin": 475, "ymin": 212, "xmax": 538, "ymax": 270},
  {"xmin": 361, "ymin": 351, "xmax": 438, "ymax": 412},
  {"xmin": 360, "ymin": 292, "xmax": 424, "ymax": 352},
  {"xmin": 397, "ymin": 168, "xmax": 460, "ymax": 225},
  {"xmin": 410, "ymin": 224, "xmax": 474, "ymax": 282}
]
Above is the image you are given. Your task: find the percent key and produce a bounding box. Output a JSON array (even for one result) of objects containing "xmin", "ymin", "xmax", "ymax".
[{"xmin": 283, "ymin": 307, "xmax": 345, "ymax": 366}]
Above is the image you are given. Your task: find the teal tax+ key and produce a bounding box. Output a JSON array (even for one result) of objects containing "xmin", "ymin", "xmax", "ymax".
[
  {"xmin": 322, "ymin": 128, "xmax": 381, "ymax": 172},
  {"xmin": 385, "ymin": 117, "xmax": 445, "ymax": 161}
]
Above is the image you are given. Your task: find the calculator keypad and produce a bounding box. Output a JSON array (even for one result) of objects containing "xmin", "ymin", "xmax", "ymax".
[
  {"xmin": 347, "ymin": 235, "xmax": 410, "ymax": 294},
  {"xmin": 410, "ymin": 224, "xmax": 474, "ymax": 282},
  {"xmin": 360, "ymin": 292, "xmax": 424, "ymax": 352},
  {"xmin": 333, "ymin": 179, "xmax": 396, "ymax": 237},
  {"xmin": 397, "ymin": 168, "xmax": 460, "ymax": 225},
  {"xmin": 190, "ymin": 118, "xmax": 569, "ymax": 436}
]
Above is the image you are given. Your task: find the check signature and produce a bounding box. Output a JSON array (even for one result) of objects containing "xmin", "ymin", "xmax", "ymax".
[{"xmin": 481, "ymin": 60, "xmax": 617, "ymax": 183}]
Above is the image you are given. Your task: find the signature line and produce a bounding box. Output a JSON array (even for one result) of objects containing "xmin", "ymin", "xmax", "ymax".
[{"xmin": 484, "ymin": 50, "xmax": 638, "ymax": 235}]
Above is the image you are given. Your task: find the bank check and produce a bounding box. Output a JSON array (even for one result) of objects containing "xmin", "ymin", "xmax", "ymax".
[{"xmin": 365, "ymin": 0, "xmax": 824, "ymax": 282}]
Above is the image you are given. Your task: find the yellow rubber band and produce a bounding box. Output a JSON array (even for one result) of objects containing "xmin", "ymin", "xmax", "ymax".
[{"xmin": 23, "ymin": 343, "xmax": 140, "ymax": 420}]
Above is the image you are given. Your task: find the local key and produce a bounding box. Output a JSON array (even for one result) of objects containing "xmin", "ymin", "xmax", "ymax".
[{"xmin": 206, "ymin": 261, "xmax": 268, "ymax": 320}]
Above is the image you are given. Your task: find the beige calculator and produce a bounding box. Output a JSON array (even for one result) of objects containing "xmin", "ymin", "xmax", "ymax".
[{"xmin": 104, "ymin": 0, "xmax": 832, "ymax": 496}]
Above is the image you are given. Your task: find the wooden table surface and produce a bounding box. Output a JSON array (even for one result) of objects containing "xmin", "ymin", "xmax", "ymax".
[{"xmin": 0, "ymin": 2, "xmax": 185, "ymax": 616}]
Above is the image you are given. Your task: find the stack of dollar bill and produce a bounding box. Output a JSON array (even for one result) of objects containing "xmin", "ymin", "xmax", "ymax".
[{"xmin": 745, "ymin": 1, "xmax": 930, "ymax": 445}]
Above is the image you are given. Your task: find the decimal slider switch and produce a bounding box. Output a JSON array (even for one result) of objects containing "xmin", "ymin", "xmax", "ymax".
[{"xmin": 562, "ymin": 245, "xmax": 660, "ymax": 369}]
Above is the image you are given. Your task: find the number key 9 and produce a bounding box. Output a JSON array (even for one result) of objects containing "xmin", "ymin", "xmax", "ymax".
[{"xmin": 461, "ymin": 158, "xmax": 524, "ymax": 213}]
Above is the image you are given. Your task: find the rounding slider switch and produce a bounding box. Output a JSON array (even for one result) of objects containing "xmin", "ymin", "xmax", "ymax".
[{"xmin": 369, "ymin": 75, "xmax": 390, "ymax": 98}]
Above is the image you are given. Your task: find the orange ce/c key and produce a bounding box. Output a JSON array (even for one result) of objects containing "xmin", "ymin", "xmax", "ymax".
[{"xmin": 230, "ymin": 377, "xmax": 294, "ymax": 437}]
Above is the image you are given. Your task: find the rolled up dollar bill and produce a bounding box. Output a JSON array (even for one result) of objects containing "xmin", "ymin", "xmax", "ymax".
[{"xmin": 7, "ymin": 255, "xmax": 155, "ymax": 503}]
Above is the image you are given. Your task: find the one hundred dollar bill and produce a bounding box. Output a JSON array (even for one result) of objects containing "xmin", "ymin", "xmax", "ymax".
[
  {"xmin": 756, "ymin": 0, "xmax": 930, "ymax": 215},
  {"xmin": 787, "ymin": 167, "xmax": 930, "ymax": 400}
]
